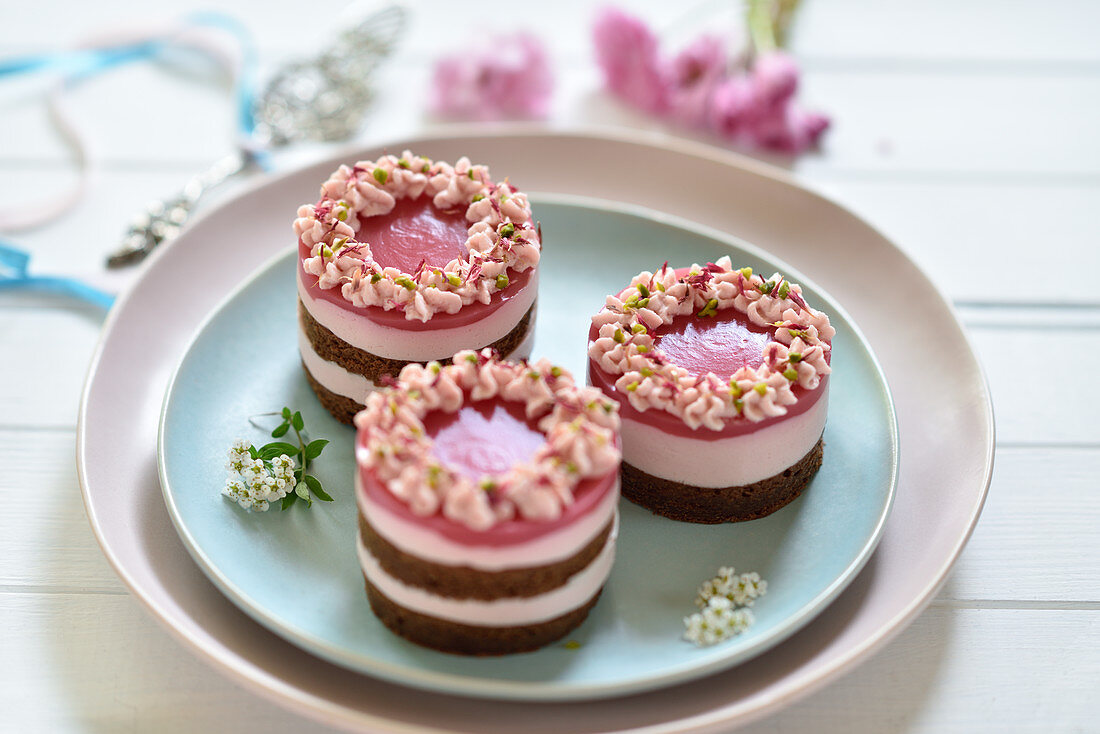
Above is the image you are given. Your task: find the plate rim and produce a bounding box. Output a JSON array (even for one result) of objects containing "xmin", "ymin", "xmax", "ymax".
[
  {"xmin": 155, "ymin": 194, "xmax": 899, "ymax": 701},
  {"xmin": 77, "ymin": 125, "xmax": 993, "ymax": 733}
]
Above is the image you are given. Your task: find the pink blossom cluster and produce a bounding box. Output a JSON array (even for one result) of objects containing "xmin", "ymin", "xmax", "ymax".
[
  {"xmin": 593, "ymin": 7, "xmax": 829, "ymax": 153},
  {"xmin": 431, "ymin": 33, "xmax": 554, "ymax": 121}
]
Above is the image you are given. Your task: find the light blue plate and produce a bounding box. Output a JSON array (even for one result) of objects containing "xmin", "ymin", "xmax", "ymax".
[{"xmin": 159, "ymin": 196, "xmax": 897, "ymax": 701}]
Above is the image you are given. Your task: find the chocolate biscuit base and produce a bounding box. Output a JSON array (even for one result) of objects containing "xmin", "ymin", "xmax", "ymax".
[
  {"xmin": 364, "ymin": 577, "xmax": 601, "ymax": 656},
  {"xmin": 622, "ymin": 437, "xmax": 824, "ymax": 523},
  {"xmin": 299, "ymin": 299, "xmax": 534, "ymax": 424},
  {"xmin": 359, "ymin": 512, "xmax": 613, "ymax": 600}
]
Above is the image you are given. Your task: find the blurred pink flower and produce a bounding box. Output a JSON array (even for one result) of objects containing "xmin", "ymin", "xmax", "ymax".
[
  {"xmin": 708, "ymin": 75, "xmax": 756, "ymax": 138},
  {"xmin": 710, "ymin": 73, "xmax": 828, "ymax": 153},
  {"xmin": 751, "ymin": 51, "xmax": 799, "ymax": 108},
  {"xmin": 748, "ymin": 104, "xmax": 830, "ymax": 153},
  {"xmin": 667, "ymin": 35, "xmax": 727, "ymax": 128},
  {"xmin": 593, "ymin": 7, "xmax": 669, "ymax": 114},
  {"xmin": 431, "ymin": 34, "xmax": 554, "ymax": 121},
  {"xmin": 591, "ymin": 6, "xmax": 830, "ymax": 154}
]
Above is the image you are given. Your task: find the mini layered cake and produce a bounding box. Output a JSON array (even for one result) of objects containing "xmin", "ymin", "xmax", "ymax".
[
  {"xmin": 588, "ymin": 256, "xmax": 835, "ymax": 523},
  {"xmin": 295, "ymin": 152, "xmax": 541, "ymax": 423},
  {"xmin": 355, "ymin": 349, "xmax": 621, "ymax": 655}
]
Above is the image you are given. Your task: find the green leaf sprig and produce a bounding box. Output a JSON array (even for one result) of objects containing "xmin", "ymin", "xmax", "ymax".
[{"xmin": 251, "ymin": 407, "xmax": 332, "ymax": 510}]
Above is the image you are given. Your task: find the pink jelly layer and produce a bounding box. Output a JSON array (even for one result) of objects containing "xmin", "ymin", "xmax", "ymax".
[
  {"xmin": 652, "ymin": 303, "xmax": 776, "ymax": 380},
  {"xmin": 424, "ymin": 400, "xmax": 546, "ymax": 481},
  {"xmin": 358, "ymin": 408, "xmax": 618, "ymax": 548},
  {"xmin": 297, "ymin": 201, "xmax": 534, "ymax": 332},
  {"xmin": 356, "ymin": 197, "xmax": 470, "ymax": 274}
]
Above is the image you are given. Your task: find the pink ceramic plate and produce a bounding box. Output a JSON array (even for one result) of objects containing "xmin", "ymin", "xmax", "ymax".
[{"xmin": 78, "ymin": 128, "xmax": 992, "ymax": 733}]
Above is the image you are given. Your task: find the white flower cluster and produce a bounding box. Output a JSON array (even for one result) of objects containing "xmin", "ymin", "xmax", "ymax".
[
  {"xmin": 695, "ymin": 566, "xmax": 768, "ymax": 608},
  {"xmin": 222, "ymin": 439, "xmax": 296, "ymax": 512},
  {"xmin": 684, "ymin": 597, "xmax": 755, "ymax": 647},
  {"xmin": 683, "ymin": 566, "xmax": 768, "ymax": 647}
]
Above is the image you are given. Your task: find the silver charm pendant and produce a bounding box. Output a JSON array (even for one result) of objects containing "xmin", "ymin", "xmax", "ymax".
[{"xmin": 107, "ymin": 2, "xmax": 408, "ymax": 268}]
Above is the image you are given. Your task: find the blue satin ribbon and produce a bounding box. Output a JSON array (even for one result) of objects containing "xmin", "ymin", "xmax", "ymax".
[
  {"xmin": 0, "ymin": 42, "xmax": 160, "ymax": 78},
  {"xmin": 0, "ymin": 13, "xmax": 261, "ymax": 146},
  {"xmin": 0, "ymin": 12, "xmax": 265, "ymax": 312},
  {"xmin": 0, "ymin": 241, "xmax": 115, "ymax": 309},
  {"xmin": 187, "ymin": 11, "xmax": 261, "ymax": 147}
]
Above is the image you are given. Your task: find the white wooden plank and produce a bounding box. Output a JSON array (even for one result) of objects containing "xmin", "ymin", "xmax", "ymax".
[
  {"xmin": 0, "ymin": 61, "xmax": 240, "ymax": 166},
  {"xmin": 939, "ymin": 447, "xmax": 1100, "ymax": 604},
  {"xmin": 0, "ymin": 591, "xmax": 338, "ymax": 734},
  {"xmin": 2, "ymin": 59, "xmax": 1099, "ymax": 177},
  {"xmin": 737, "ymin": 608, "xmax": 1100, "ymax": 734},
  {"xmin": 0, "ymin": 429, "xmax": 125, "ymax": 592},
  {"xmin": 792, "ymin": 72, "xmax": 1100, "ymax": 178},
  {"xmin": 967, "ymin": 325, "xmax": 1100, "ymax": 445},
  {"xmin": 0, "ymin": 592, "xmax": 1095, "ymax": 733},
  {"xmin": 4, "ymin": 0, "xmax": 1099, "ymax": 65},
  {"xmin": 793, "ymin": 0, "xmax": 1100, "ymax": 66},
  {"xmin": 0, "ymin": 165, "xmax": 258, "ymax": 307},
  {"xmin": 811, "ymin": 180, "xmax": 1100, "ymax": 306},
  {"xmin": 0, "ymin": 0, "xmax": 650, "ymax": 56},
  {"xmin": 0, "ymin": 309, "xmax": 102, "ymax": 428}
]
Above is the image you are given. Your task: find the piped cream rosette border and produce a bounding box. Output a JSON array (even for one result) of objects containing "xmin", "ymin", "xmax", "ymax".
[
  {"xmin": 588, "ymin": 256, "xmax": 836, "ymax": 431},
  {"xmin": 294, "ymin": 152, "xmax": 540, "ymax": 322},
  {"xmin": 355, "ymin": 349, "xmax": 621, "ymax": 532}
]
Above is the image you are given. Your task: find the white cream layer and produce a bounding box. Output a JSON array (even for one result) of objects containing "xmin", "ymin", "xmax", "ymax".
[
  {"xmin": 356, "ymin": 513, "xmax": 617, "ymax": 627},
  {"xmin": 298, "ymin": 328, "xmax": 375, "ymax": 400},
  {"xmin": 298, "ymin": 266, "xmax": 538, "ymax": 361},
  {"xmin": 622, "ymin": 390, "xmax": 828, "ymax": 487},
  {"xmin": 357, "ymin": 473, "xmax": 620, "ymax": 571}
]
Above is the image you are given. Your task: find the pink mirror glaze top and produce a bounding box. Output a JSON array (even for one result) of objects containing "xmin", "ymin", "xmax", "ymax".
[
  {"xmin": 357, "ymin": 196, "xmax": 471, "ymax": 274},
  {"xmin": 294, "ymin": 152, "xmax": 540, "ymax": 326},
  {"xmin": 355, "ymin": 349, "xmax": 621, "ymax": 537},
  {"xmin": 424, "ymin": 400, "xmax": 547, "ymax": 482},
  {"xmin": 588, "ymin": 257, "xmax": 834, "ymax": 435},
  {"xmin": 652, "ymin": 308, "xmax": 776, "ymax": 381}
]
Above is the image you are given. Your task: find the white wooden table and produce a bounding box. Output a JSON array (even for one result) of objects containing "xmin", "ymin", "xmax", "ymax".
[{"xmin": 2, "ymin": 1, "xmax": 1098, "ymax": 731}]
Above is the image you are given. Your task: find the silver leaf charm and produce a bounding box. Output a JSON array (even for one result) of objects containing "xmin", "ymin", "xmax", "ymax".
[{"xmin": 107, "ymin": 2, "xmax": 409, "ymax": 268}]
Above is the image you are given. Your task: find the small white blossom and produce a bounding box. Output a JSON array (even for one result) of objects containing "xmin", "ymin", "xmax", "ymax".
[
  {"xmin": 246, "ymin": 472, "xmax": 267, "ymax": 493},
  {"xmin": 271, "ymin": 453, "xmax": 295, "ymax": 472},
  {"xmin": 222, "ymin": 477, "xmax": 246, "ymax": 501},
  {"xmin": 222, "ymin": 446, "xmax": 292, "ymax": 512},
  {"xmin": 684, "ymin": 565, "xmax": 766, "ymax": 647},
  {"xmin": 695, "ymin": 566, "xmax": 767, "ymax": 608},
  {"xmin": 684, "ymin": 598, "xmax": 755, "ymax": 647},
  {"xmin": 225, "ymin": 439, "xmax": 251, "ymax": 473},
  {"xmin": 270, "ymin": 454, "xmax": 296, "ymax": 483},
  {"xmin": 219, "ymin": 411, "xmax": 330, "ymax": 513}
]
